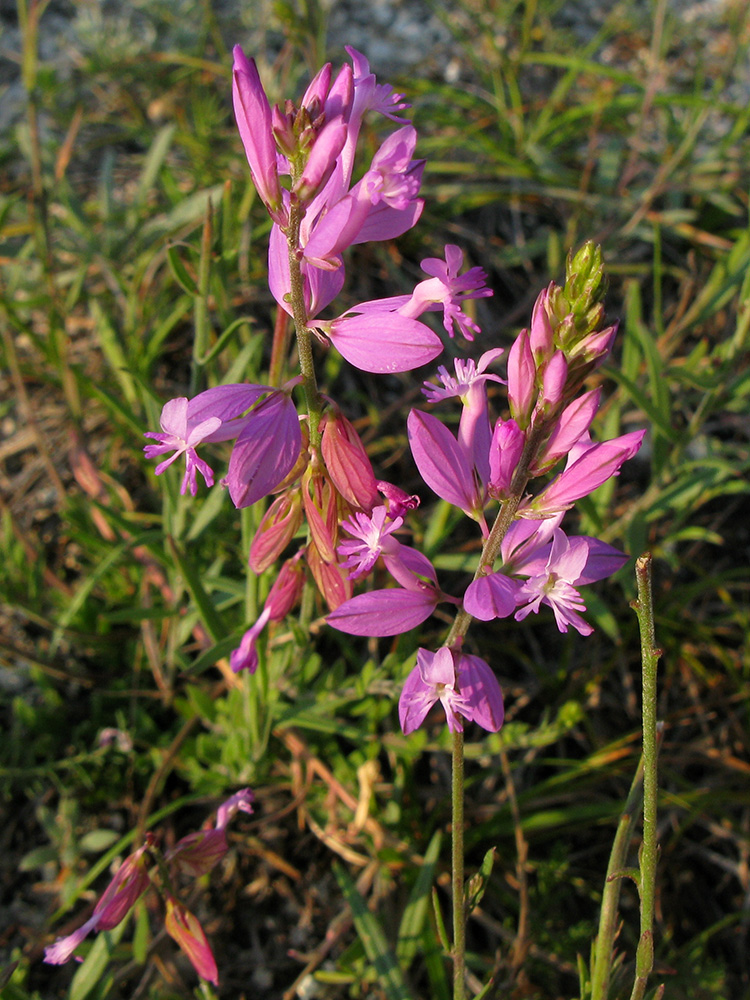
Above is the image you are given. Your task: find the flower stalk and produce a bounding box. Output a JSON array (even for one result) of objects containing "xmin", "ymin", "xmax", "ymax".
[
  {"xmin": 630, "ymin": 553, "xmax": 662, "ymax": 1000},
  {"xmin": 286, "ymin": 200, "xmax": 323, "ymax": 448}
]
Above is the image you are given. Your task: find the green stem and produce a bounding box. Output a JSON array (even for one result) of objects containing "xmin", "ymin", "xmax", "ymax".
[
  {"xmin": 443, "ymin": 424, "xmax": 545, "ymax": 999},
  {"xmin": 286, "ymin": 202, "xmax": 323, "ymax": 447},
  {"xmin": 590, "ymin": 756, "xmax": 645, "ymax": 1000},
  {"xmin": 630, "ymin": 553, "xmax": 662, "ymax": 1000},
  {"xmin": 190, "ymin": 201, "xmax": 213, "ymax": 396},
  {"xmin": 590, "ymin": 553, "xmax": 662, "ymax": 1000},
  {"xmin": 451, "ymin": 728, "xmax": 466, "ymax": 1000}
]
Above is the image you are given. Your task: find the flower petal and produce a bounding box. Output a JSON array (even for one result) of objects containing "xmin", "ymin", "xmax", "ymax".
[
  {"xmin": 326, "ymin": 588, "xmax": 437, "ymax": 636},
  {"xmin": 224, "ymin": 394, "xmax": 301, "ymax": 508},
  {"xmin": 328, "ymin": 313, "xmax": 442, "ymax": 373}
]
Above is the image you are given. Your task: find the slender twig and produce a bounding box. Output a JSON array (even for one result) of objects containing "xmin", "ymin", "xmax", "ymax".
[
  {"xmin": 285, "ymin": 202, "xmax": 323, "ymax": 447},
  {"xmin": 630, "ymin": 553, "xmax": 663, "ymax": 1000},
  {"xmin": 590, "ymin": 755, "xmax": 645, "ymax": 1000},
  {"xmin": 441, "ymin": 425, "xmax": 546, "ymax": 999},
  {"xmin": 451, "ymin": 729, "xmax": 466, "ymax": 1000}
]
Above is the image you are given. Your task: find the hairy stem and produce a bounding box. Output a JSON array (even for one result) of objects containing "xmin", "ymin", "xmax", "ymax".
[
  {"xmin": 286, "ymin": 202, "xmax": 323, "ymax": 448},
  {"xmin": 630, "ymin": 553, "xmax": 662, "ymax": 1000},
  {"xmin": 451, "ymin": 728, "xmax": 466, "ymax": 1000},
  {"xmin": 444, "ymin": 423, "xmax": 545, "ymax": 999},
  {"xmin": 590, "ymin": 756, "xmax": 645, "ymax": 1000}
]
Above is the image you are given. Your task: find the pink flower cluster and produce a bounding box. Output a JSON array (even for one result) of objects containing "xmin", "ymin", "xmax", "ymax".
[
  {"xmin": 234, "ymin": 46, "xmax": 491, "ymax": 373},
  {"xmin": 142, "ymin": 48, "xmax": 494, "ymax": 674},
  {"xmin": 44, "ymin": 791, "xmax": 254, "ymax": 985},
  {"xmin": 141, "ymin": 45, "xmax": 642, "ymax": 745},
  {"xmin": 325, "ymin": 267, "xmax": 644, "ymax": 735}
]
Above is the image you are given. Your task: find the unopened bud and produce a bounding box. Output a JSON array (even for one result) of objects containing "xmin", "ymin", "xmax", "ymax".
[
  {"xmin": 321, "ymin": 409, "xmax": 379, "ymax": 511},
  {"xmin": 266, "ymin": 553, "xmax": 306, "ymax": 620},
  {"xmin": 307, "ymin": 539, "xmax": 353, "ymax": 611},
  {"xmin": 248, "ymin": 492, "xmax": 303, "ymax": 574},
  {"xmin": 164, "ymin": 897, "xmax": 218, "ymax": 985},
  {"xmin": 302, "ymin": 469, "xmax": 339, "ymax": 563}
]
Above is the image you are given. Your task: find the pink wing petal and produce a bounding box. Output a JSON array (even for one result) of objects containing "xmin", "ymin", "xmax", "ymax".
[
  {"xmin": 224, "ymin": 394, "xmax": 301, "ymax": 508},
  {"xmin": 328, "ymin": 313, "xmax": 442, "ymax": 373},
  {"xmin": 407, "ymin": 409, "xmax": 478, "ymax": 512},
  {"xmin": 463, "ymin": 573, "xmax": 519, "ymax": 621},
  {"xmin": 326, "ymin": 588, "xmax": 437, "ymax": 636}
]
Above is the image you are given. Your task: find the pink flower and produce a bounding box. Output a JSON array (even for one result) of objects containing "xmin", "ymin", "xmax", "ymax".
[
  {"xmin": 423, "ymin": 348, "xmax": 504, "ymax": 485},
  {"xmin": 143, "ymin": 384, "xmax": 283, "ymax": 499},
  {"xmin": 232, "ymin": 47, "xmax": 285, "ymax": 225},
  {"xmin": 318, "ymin": 308, "xmax": 443, "ymax": 373},
  {"xmin": 325, "ymin": 586, "xmax": 440, "ymax": 637},
  {"xmin": 525, "ymin": 429, "xmax": 645, "ymax": 517},
  {"xmin": 222, "ymin": 390, "xmax": 302, "ymax": 509},
  {"xmin": 531, "ymin": 388, "xmax": 601, "ymax": 475},
  {"xmin": 164, "ymin": 897, "xmax": 218, "ymax": 985},
  {"xmin": 327, "ymin": 542, "xmax": 448, "ymax": 636},
  {"xmin": 44, "ymin": 840, "xmax": 153, "ymax": 965},
  {"xmin": 463, "ymin": 572, "xmax": 519, "ymax": 621},
  {"xmin": 400, "ymin": 245, "xmax": 493, "ymax": 341},
  {"xmin": 407, "ymin": 409, "xmax": 482, "ymax": 516},
  {"xmin": 398, "ymin": 647, "xmax": 504, "ymax": 734},
  {"xmin": 166, "ymin": 789, "xmax": 254, "ymax": 878},
  {"xmin": 338, "ymin": 506, "xmax": 404, "ymax": 578},
  {"xmin": 303, "ymin": 127, "xmax": 424, "ymax": 268},
  {"xmin": 512, "ymin": 528, "xmax": 603, "ymax": 634}
]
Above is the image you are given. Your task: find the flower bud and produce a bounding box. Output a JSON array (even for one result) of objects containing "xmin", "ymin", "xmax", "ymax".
[
  {"xmin": 321, "ymin": 409, "xmax": 379, "ymax": 511},
  {"xmin": 488, "ymin": 418, "xmax": 524, "ymax": 499},
  {"xmin": 302, "ymin": 469, "xmax": 339, "ymax": 563},
  {"xmin": 266, "ymin": 553, "xmax": 306, "ymax": 620},
  {"xmin": 248, "ymin": 492, "xmax": 303, "ymax": 574},
  {"xmin": 507, "ymin": 328, "xmax": 536, "ymax": 429},
  {"xmin": 164, "ymin": 897, "xmax": 218, "ymax": 985},
  {"xmin": 307, "ymin": 539, "xmax": 353, "ymax": 610}
]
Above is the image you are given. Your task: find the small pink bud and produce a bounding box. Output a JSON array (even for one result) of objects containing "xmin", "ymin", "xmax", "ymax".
[
  {"xmin": 302, "ymin": 470, "xmax": 339, "ymax": 564},
  {"xmin": 539, "ymin": 350, "xmax": 568, "ymax": 409},
  {"xmin": 164, "ymin": 897, "xmax": 218, "ymax": 985},
  {"xmin": 321, "ymin": 409, "xmax": 379, "ymax": 511},
  {"xmin": 488, "ymin": 418, "xmax": 525, "ymax": 499},
  {"xmin": 507, "ymin": 328, "xmax": 536, "ymax": 429},
  {"xmin": 307, "ymin": 539, "xmax": 353, "ymax": 611},
  {"xmin": 266, "ymin": 553, "xmax": 306, "ymax": 620},
  {"xmin": 528, "ymin": 284, "xmax": 554, "ymax": 360},
  {"xmin": 248, "ymin": 492, "xmax": 303, "ymax": 573}
]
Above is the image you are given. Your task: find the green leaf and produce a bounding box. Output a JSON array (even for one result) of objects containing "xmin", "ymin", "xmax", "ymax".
[
  {"xmin": 465, "ymin": 847, "xmax": 495, "ymax": 913},
  {"xmin": 79, "ymin": 830, "xmax": 121, "ymax": 854},
  {"xmin": 396, "ymin": 831, "xmax": 442, "ymax": 967},
  {"xmin": 69, "ymin": 925, "xmax": 124, "ymax": 1000},
  {"xmin": 168, "ymin": 537, "xmax": 227, "ymax": 644},
  {"xmin": 166, "ymin": 242, "xmax": 199, "ymax": 295},
  {"xmin": 431, "ymin": 887, "xmax": 450, "ymax": 952},
  {"xmin": 333, "ymin": 863, "xmax": 413, "ymax": 1000},
  {"xmin": 134, "ymin": 123, "xmax": 176, "ymax": 207}
]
